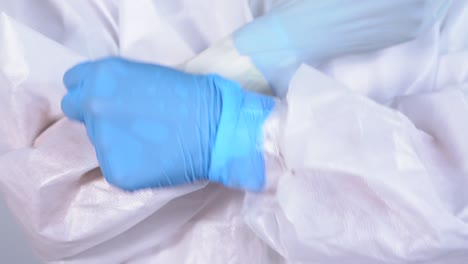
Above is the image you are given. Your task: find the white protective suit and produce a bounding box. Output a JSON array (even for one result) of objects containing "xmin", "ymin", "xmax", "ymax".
[{"xmin": 0, "ymin": 0, "xmax": 468, "ymax": 263}]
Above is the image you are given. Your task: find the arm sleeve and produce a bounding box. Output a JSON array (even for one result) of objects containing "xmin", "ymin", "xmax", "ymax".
[{"xmin": 233, "ymin": 0, "xmax": 452, "ymax": 97}]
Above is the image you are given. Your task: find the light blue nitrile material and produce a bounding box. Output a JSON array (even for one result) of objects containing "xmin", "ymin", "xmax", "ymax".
[
  {"xmin": 61, "ymin": 57, "xmax": 274, "ymax": 192},
  {"xmin": 234, "ymin": 0, "xmax": 452, "ymax": 97}
]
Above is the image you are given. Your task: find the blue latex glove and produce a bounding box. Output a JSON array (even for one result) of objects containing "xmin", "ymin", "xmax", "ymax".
[
  {"xmin": 61, "ymin": 57, "xmax": 275, "ymax": 192},
  {"xmin": 234, "ymin": 0, "xmax": 452, "ymax": 96}
]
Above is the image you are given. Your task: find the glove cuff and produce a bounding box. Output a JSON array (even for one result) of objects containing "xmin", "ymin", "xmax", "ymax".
[{"xmin": 208, "ymin": 75, "xmax": 275, "ymax": 192}]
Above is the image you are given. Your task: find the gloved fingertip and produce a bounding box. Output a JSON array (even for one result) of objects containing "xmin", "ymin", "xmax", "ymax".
[
  {"xmin": 61, "ymin": 89, "xmax": 84, "ymax": 122},
  {"xmin": 63, "ymin": 61, "xmax": 92, "ymax": 89}
]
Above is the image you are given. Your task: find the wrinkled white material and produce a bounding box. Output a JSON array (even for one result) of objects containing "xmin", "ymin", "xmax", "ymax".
[
  {"xmin": 0, "ymin": 0, "xmax": 467, "ymax": 263},
  {"xmin": 255, "ymin": 65, "xmax": 468, "ymax": 263}
]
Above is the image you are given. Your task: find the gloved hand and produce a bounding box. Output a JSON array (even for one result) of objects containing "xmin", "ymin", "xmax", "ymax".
[
  {"xmin": 234, "ymin": 0, "xmax": 452, "ymax": 96},
  {"xmin": 61, "ymin": 57, "xmax": 275, "ymax": 192}
]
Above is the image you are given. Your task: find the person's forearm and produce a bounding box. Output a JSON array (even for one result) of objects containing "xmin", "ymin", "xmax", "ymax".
[{"xmin": 184, "ymin": 0, "xmax": 452, "ymax": 98}]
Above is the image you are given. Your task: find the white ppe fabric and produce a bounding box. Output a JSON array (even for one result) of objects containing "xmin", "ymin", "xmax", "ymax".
[
  {"xmin": 0, "ymin": 0, "xmax": 468, "ymax": 263},
  {"xmin": 255, "ymin": 66, "xmax": 468, "ymax": 264}
]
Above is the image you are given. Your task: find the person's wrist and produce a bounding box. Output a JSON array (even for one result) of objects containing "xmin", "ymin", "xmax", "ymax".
[{"xmin": 207, "ymin": 74, "xmax": 275, "ymax": 191}]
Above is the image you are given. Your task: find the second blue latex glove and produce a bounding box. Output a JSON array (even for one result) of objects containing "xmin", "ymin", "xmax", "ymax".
[
  {"xmin": 234, "ymin": 0, "xmax": 452, "ymax": 96},
  {"xmin": 62, "ymin": 57, "xmax": 274, "ymax": 192}
]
